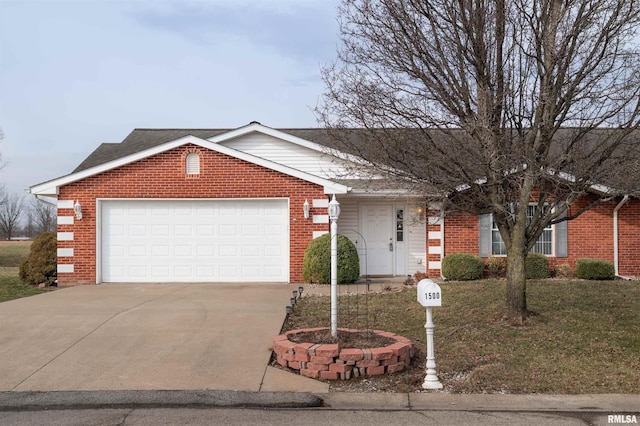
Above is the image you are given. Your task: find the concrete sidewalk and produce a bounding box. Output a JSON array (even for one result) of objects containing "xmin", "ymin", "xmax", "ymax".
[{"xmin": 0, "ymin": 390, "xmax": 637, "ymax": 414}]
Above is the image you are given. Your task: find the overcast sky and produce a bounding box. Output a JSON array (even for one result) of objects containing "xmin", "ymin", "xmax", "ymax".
[{"xmin": 0, "ymin": 0, "xmax": 341, "ymax": 195}]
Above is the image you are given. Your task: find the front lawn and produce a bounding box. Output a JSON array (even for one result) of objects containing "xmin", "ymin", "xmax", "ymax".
[
  {"xmin": 0, "ymin": 241, "xmax": 47, "ymax": 303},
  {"xmin": 284, "ymin": 279, "xmax": 640, "ymax": 394}
]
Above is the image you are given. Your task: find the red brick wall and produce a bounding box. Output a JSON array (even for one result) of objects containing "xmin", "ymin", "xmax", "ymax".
[
  {"xmin": 613, "ymin": 199, "xmax": 640, "ymax": 277},
  {"xmin": 429, "ymin": 195, "xmax": 640, "ymax": 277},
  {"xmin": 57, "ymin": 144, "xmax": 328, "ymax": 285}
]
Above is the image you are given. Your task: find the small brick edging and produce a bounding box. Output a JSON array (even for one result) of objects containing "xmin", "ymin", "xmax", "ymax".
[{"xmin": 273, "ymin": 328, "xmax": 415, "ymax": 381}]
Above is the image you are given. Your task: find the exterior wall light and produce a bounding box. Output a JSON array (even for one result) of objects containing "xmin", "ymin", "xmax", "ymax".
[
  {"xmin": 303, "ymin": 199, "xmax": 310, "ymax": 219},
  {"xmin": 73, "ymin": 200, "xmax": 83, "ymax": 220}
]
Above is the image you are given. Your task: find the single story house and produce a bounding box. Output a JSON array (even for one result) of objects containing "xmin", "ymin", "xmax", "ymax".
[{"xmin": 29, "ymin": 122, "xmax": 640, "ymax": 285}]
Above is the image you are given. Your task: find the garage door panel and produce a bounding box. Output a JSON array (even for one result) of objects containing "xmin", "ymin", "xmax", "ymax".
[{"xmin": 102, "ymin": 200, "xmax": 289, "ymax": 283}]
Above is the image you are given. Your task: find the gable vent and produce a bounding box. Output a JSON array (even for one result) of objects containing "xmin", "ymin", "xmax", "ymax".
[{"xmin": 186, "ymin": 153, "xmax": 200, "ymax": 175}]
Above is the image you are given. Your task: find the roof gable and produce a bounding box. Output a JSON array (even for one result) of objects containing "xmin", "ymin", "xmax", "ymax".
[{"xmin": 30, "ymin": 132, "xmax": 350, "ymax": 196}]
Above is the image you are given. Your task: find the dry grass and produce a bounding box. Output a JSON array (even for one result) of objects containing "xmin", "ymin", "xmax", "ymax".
[
  {"xmin": 0, "ymin": 240, "xmax": 32, "ymax": 267},
  {"xmin": 284, "ymin": 279, "xmax": 640, "ymax": 394},
  {"xmin": 0, "ymin": 240, "xmax": 47, "ymax": 302}
]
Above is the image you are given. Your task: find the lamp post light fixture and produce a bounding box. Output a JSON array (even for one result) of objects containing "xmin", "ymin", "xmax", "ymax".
[
  {"xmin": 292, "ymin": 290, "xmax": 298, "ymax": 299},
  {"xmin": 303, "ymin": 199, "xmax": 310, "ymax": 219},
  {"xmin": 298, "ymin": 286, "xmax": 304, "ymax": 297},
  {"xmin": 328, "ymin": 194, "xmax": 341, "ymax": 337}
]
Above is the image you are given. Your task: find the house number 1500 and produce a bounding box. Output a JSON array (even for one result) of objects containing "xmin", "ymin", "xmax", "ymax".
[{"xmin": 425, "ymin": 292, "xmax": 440, "ymax": 300}]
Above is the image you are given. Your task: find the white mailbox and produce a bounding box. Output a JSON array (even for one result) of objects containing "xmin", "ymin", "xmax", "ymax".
[{"xmin": 417, "ymin": 279, "xmax": 442, "ymax": 307}]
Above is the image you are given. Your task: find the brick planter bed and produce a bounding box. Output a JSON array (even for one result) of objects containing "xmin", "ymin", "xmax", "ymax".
[{"xmin": 273, "ymin": 328, "xmax": 415, "ymax": 380}]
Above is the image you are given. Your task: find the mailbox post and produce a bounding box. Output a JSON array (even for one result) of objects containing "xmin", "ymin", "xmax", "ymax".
[{"xmin": 417, "ymin": 279, "xmax": 443, "ymax": 390}]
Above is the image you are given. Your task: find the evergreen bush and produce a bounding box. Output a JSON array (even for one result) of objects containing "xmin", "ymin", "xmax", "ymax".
[
  {"xmin": 441, "ymin": 253, "xmax": 484, "ymax": 281},
  {"xmin": 574, "ymin": 258, "xmax": 615, "ymax": 280},
  {"xmin": 19, "ymin": 232, "xmax": 57, "ymax": 286},
  {"xmin": 302, "ymin": 233, "xmax": 360, "ymax": 284},
  {"xmin": 525, "ymin": 253, "xmax": 550, "ymax": 279}
]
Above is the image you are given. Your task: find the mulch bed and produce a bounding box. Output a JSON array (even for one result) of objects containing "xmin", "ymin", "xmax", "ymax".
[{"xmin": 286, "ymin": 329, "xmax": 395, "ymax": 349}]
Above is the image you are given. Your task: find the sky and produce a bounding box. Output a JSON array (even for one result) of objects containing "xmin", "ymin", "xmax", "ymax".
[{"xmin": 0, "ymin": 0, "xmax": 341, "ymax": 195}]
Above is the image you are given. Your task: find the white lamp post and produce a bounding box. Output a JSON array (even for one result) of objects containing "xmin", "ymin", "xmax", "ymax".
[{"xmin": 328, "ymin": 194, "xmax": 341, "ymax": 337}]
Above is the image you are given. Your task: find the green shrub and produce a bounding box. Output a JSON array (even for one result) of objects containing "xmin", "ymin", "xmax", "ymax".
[
  {"xmin": 19, "ymin": 232, "xmax": 57, "ymax": 286},
  {"xmin": 302, "ymin": 233, "xmax": 360, "ymax": 284},
  {"xmin": 442, "ymin": 253, "xmax": 484, "ymax": 281},
  {"xmin": 484, "ymin": 256, "xmax": 506, "ymax": 278},
  {"xmin": 525, "ymin": 253, "xmax": 549, "ymax": 279},
  {"xmin": 574, "ymin": 258, "xmax": 615, "ymax": 280}
]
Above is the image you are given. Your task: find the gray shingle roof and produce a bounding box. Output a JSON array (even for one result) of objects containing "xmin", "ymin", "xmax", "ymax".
[{"xmin": 72, "ymin": 127, "xmax": 335, "ymax": 173}]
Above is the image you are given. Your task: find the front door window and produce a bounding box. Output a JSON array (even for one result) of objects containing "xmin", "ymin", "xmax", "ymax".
[{"xmin": 396, "ymin": 209, "xmax": 404, "ymax": 242}]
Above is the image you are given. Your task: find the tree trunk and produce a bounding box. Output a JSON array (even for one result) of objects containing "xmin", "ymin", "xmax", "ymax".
[{"xmin": 505, "ymin": 246, "xmax": 528, "ymax": 324}]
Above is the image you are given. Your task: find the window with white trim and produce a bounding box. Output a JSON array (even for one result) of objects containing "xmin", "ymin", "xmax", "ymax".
[
  {"xmin": 491, "ymin": 205, "xmax": 553, "ymax": 255},
  {"xmin": 186, "ymin": 153, "xmax": 200, "ymax": 175}
]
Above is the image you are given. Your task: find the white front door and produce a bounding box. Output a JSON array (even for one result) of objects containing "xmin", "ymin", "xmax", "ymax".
[{"xmin": 361, "ymin": 204, "xmax": 394, "ymax": 275}]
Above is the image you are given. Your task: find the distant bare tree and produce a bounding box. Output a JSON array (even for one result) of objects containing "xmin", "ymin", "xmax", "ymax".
[
  {"xmin": 0, "ymin": 190, "xmax": 26, "ymax": 240},
  {"xmin": 318, "ymin": 0, "xmax": 640, "ymax": 323},
  {"xmin": 29, "ymin": 197, "xmax": 57, "ymax": 236},
  {"xmin": 0, "ymin": 127, "xmax": 4, "ymax": 170}
]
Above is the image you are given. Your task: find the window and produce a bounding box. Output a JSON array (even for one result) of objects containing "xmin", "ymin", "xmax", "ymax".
[
  {"xmin": 396, "ymin": 209, "xmax": 404, "ymax": 242},
  {"xmin": 491, "ymin": 205, "xmax": 553, "ymax": 255},
  {"xmin": 186, "ymin": 153, "xmax": 200, "ymax": 175}
]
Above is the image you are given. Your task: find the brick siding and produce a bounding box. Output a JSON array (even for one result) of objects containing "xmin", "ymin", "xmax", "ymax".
[
  {"xmin": 57, "ymin": 144, "xmax": 328, "ymax": 285},
  {"xmin": 427, "ymin": 194, "xmax": 640, "ymax": 277}
]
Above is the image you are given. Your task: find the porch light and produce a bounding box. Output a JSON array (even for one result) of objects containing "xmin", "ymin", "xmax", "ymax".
[
  {"xmin": 73, "ymin": 200, "xmax": 83, "ymax": 220},
  {"xmin": 303, "ymin": 199, "xmax": 310, "ymax": 219},
  {"xmin": 328, "ymin": 194, "xmax": 341, "ymax": 220}
]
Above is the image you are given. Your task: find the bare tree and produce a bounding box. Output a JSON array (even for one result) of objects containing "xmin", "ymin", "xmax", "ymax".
[
  {"xmin": 0, "ymin": 127, "xmax": 4, "ymax": 170},
  {"xmin": 0, "ymin": 189, "xmax": 26, "ymax": 240},
  {"xmin": 28, "ymin": 197, "xmax": 57, "ymax": 236},
  {"xmin": 318, "ymin": 0, "xmax": 640, "ymax": 323}
]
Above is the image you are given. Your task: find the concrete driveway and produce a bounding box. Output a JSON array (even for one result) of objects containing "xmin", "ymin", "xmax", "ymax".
[{"xmin": 0, "ymin": 283, "xmax": 328, "ymax": 393}]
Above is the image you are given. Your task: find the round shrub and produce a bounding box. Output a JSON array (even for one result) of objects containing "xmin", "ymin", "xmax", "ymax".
[
  {"xmin": 525, "ymin": 253, "xmax": 549, "ymax": 279},
  {"xmin": 552, "ymin": 263, "xmax": 572, "ymax": 278},
  {"xmin": 19, "ymin": 232, "xmax": 57, "ymax": 286},
  {"xmin": 302, "ymin": 233, "xmax": 360, "ymax": 284},
  {"xmin": 484, "ymin": 256, "xmax": 506, "ymax": 278},
  {"xmin": 574, "ymin": 258, "xmax": 615, "ymax": 280},
  {"xmin": 441, "ymin": 253, "xmax": 484, "ymax": 281}
]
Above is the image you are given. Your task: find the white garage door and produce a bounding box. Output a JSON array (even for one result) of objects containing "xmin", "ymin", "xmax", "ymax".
[{"xmin": 101, "ymin": 199, "xmax": 289, "ymax": 283}]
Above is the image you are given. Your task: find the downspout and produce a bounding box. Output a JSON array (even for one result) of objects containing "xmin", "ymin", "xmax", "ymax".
[{"xmin": 613, "ymin": 195, "xmax": 630, "ymax": 279}]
